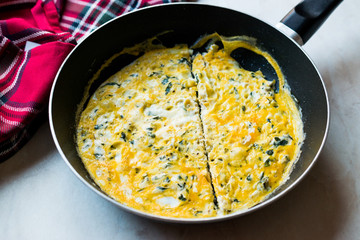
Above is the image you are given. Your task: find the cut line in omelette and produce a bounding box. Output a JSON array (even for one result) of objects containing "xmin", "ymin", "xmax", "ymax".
[
  {"xmin": 76, "ymin": 34, "xmax": 304, "ymax": 218},
  {"xmin": 192, "ymin": 37, "xmax": 303, "ymax": 215}
]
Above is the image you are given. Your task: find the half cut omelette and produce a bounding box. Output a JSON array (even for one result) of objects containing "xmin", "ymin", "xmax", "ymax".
[{"xmin": 76, "ymin": 35, "xmax": 304, "ymax": 218}]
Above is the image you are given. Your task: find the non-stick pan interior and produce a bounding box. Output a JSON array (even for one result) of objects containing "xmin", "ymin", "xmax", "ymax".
[{"xmin": 50, "ymin": 3, "xmax": 329, "ymax": 222}]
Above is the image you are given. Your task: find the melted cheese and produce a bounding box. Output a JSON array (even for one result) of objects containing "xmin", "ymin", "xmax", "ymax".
[{"xmin": 76, "ymin": 34, "xmax": 304, "ymax": 218}]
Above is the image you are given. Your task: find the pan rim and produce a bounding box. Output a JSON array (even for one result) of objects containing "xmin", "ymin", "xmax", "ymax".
[{"xmin": 48, "ymin": 2, "xmax": 330, "ymax": 223}]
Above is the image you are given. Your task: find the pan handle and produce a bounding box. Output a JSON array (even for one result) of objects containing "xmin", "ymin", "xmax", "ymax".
[{"xmin": 276, "ymin": 0, "xmax": 343, "ymax": 45}]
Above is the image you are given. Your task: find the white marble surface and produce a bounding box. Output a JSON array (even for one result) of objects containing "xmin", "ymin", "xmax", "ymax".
[{"xmin": 1, "ymin": 0, "xmax": 359, "ymax": 239}]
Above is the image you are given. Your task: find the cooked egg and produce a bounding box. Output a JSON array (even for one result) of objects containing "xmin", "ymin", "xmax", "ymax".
[{"xmin": 76, "ymin": 34, "xmax": 304, "ymax": 218}]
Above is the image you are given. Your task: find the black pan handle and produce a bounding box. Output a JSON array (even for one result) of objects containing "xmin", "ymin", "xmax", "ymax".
[{"xmin": 279, "ymin": 0, "xmax": 343, "ymax": 45}]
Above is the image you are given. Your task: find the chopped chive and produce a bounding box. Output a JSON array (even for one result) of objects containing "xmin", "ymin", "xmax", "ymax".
[
  {"xmin": 246, "ymin": 175, "xmax": 252, "ymax": 181},
  {"xmin": 264, "ymin": 158, "xmax": 271, "ymax": 167},
  {"xmin": 147, "ymin": 132, "xmax": 156, "ymax": 138},
  {"xmin": 120, "ymin": 132, "xmax": 126, "ymax": 142},
  {"xmin": 266, "ymin": 149, "xmax": 274, "ymax": 155},
  {"xmin": 274, "ymin": 137, "xmax": 289, "ymax": 147},
  {"xmin": 165, "ymin": 82, "xmax": 172, "ymax": 95},
  {"xmin": 156, "ymin": 186, "xmax": 167, "ymax": 191},
  {"xmin": 178, "ymin": 194, "xmax": 187, "ymax": 201},
  {"xmin": 161, "ymin": 78, "xmax": 169, "ymax": 85},
  {"xmin": 234, "ymin": 87, "xmax": 239, "ymax": 95}
]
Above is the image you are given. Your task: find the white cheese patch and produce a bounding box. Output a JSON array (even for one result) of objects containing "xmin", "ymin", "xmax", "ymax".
[
  {"xmin": 96, "ymin": 170, "xmax": 102, "ymax": 177},
  {"xmin": 156, "ymin": 197, "xmax": 180, "ymax": 208},
  {"xmin": 81, "ymin": 139, "xmax": 93, "ymax": 152},
  {"xmin": 242, "ymin": 134, "xmax": 251, "ymax": 144},
  {"xmin": 115, "ymin": 152, "xmax": 122, "ymax": 163},
  {"xmin": 193, "ymin": 182, "xmax": 198, "ymax": 193},
  {"xmin": 124, "ymin": 188, "xmax": 132, "ymax": 199},
  {"xmin": 96, "ymin": 114, "xmax": 109, "ymax": 126},
  {"xmin": 144, "ymin": 104, "xmax": 167, "ymax": 117},
  {"xmin": 250, "ymin": 91, "xmax": 261, "ymax": 102},
  {"xmin": 94, "ymin": 145, "xmax": 105, "ymax": 159},
  {"xmin": 88, "ymin": 108, "xmax": 99, "ymax": 120},
  {"xmin": 144, "ymin": 102, "xmax": 197, "ymax": 135},
  {"xmin": 119, "ymin": 174, "xmax": 128, "ymax": 183}
]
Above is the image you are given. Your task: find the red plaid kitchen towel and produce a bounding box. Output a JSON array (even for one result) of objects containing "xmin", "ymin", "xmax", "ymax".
[{"xmin": 0, "ymin": 0, "xmax": 180, "ymax": 162}]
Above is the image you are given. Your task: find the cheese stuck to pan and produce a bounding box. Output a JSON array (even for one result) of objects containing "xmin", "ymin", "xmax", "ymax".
[{"xmin": 76, "ymin": 34, "xmax": 304, "ymax": 218}]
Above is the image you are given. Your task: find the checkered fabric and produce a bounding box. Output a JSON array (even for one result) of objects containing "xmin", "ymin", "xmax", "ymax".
[{"xmin": 0, "ymin": 0, "xmax": 180, "ymax": 162}]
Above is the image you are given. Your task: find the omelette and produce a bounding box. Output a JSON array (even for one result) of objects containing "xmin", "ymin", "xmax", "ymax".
[{"xmin": 76, "ymin": 34, "xmax": 304, "ymax": 218}]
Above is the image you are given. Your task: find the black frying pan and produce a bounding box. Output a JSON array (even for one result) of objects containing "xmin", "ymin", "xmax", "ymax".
[{"xmin": 49, "ymin": 0, "xmax": 342, "ymax": 223}]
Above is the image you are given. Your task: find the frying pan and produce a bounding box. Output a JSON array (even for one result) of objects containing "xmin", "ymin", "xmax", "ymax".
[{"xmin": 49, "ymin": 0, "xmax": 342, "ymax": 223}]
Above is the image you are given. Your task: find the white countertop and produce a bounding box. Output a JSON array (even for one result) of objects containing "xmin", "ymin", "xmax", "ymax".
[{"xmin": 1, "ymin": 0, "xmax": 359, "ymax": 239}]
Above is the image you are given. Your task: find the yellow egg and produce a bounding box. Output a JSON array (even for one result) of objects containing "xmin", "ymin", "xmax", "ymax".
[{"xmin": 76, "ymin": 34, "xmax": 304, "ymax": 218}]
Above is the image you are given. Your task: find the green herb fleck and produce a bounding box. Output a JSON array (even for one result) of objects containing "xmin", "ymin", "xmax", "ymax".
[
  {"xmin": 165, "ymin": 82, "xmax": 172, "ymax": 95},
  {"xmin": 274, "ymin": 137, "xmax": 289, "ymax": 147},
  {"xmin": 177, "ymin": 182, "xmax": 186, "ymax": 190},
  {"xmin": 194, "ymin": 211, "xmax": 203, "ymax": 216},
  {"xmin": 147, "ymin": 132, "xmax": 156, "ymax": 138},
  {"xmin": 260, "ymin": 176, "xmax": 270, "ymax": 191},
  {"xmin": 178, "ymin": 194, "xmax": 187, "ymax": 201},
  {"xmin": 149, "ymin": 71, "xmax": 161, "ymax": 77},
  {"xmin": 266, "ymin": 149, "xmax": 274, "ymax": 155},
  {"xmin": 156, "ymin": 186, "xmax": 167, "ymax": 191},
  {"xmin": 120, "ymin": 132, "xmax": 126, "ymax": 142},
  {"xmin": 259, "ymin": 171, "xmax": 264, "ymax": 180},
  {"xmin": 246, "ymin": 175, "xmax": 252, "ymax": 181},
  {"xmin": 161, "ymin": 78, "xmax": 169, "ymax": 85},
  {"xmin": 94, "ymin": 124, "xmax": 101, "ymax": 130},
  {"xmin": 234, "ymin": 87, "xmax": 238, "ymax": 95},
  {"xmin": 264, "ymin": 158, "xmax": 271, "ymax": 167}
]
